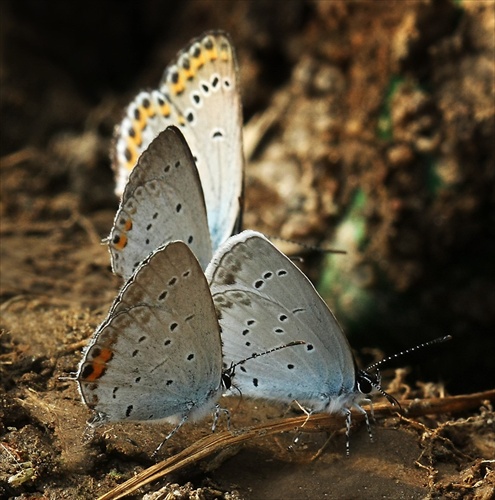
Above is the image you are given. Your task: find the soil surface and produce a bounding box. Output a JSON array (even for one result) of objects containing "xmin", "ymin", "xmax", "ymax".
[{"xmin": 1, "ymin": 1, "xmax": 494, "ymax": 499}]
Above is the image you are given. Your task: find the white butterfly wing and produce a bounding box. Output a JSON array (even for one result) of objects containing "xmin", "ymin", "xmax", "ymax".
[
  {"xmin": 113, "ymin": 31, "xmax": 244, "ymax": 252},
  {"xmin": 206, "ymin": 230, "xmax": 357, "ymax": 411},
  {"xmin": 160, "ymin": 30, "xmax": 244, "ymax": 251}
]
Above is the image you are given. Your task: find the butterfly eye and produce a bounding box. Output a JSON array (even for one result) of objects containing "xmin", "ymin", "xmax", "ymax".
[{"xmin": 356, "ymin": 371, "xmax": 375, "ymax": 395}]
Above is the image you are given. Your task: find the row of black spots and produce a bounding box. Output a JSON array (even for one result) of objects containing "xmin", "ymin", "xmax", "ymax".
[
  {"xmin": 164, "ymin": 162, "xmax": 172, "ymax": 173},
  {"xmin": 124, "ymin": 147, "xmax": 133, "ymax": 162},
  {"xmin": 191, "ymin": 42, "xmax": 201, "ymax": 59},
  {"xmin": 242, "ymin": 319, "xmax": 255, "ymax": 345},
  {"xmin": 253, "ymin": 271, "xmax": 275, "ymax": 289},
  {"xmin": 127, "ymin": 124, "xmax": 137, "ymax": 140},
  {"xmin": 169, "ymin": 68, "xmax": 180, "ymax": 86},
  {"xmin": 203, "ymin": 36, "xmax": 214, "ymax": 51},
  {"xmin": 155, "ymin": 93, "xmax": 167, "ymax": 109},
  {"xmin": 191, "ymin": 91, "xmax": 202, "ymax": 107},
  {"xmin": 185, "ymin": 110, "xmax": 195, "ymax": 125},
  {"xmin": 270, "ymin": 313, "xmax": 288, "ymax": 335},
  {"xmin": 179, "ymin": 54, "xmax": 191, "ymax": 74}
]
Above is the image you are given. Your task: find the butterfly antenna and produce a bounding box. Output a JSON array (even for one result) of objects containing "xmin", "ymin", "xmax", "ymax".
[
  {"xmin": 267, "ymin": 235, "xmax": 347, "ymax": 255},
  {"xmin": 371, "ymin": 373, "xmax": 401, "ymax": 408},
  {"xmin": 365, "ymin": 335, "xmax": 452, "ymax": 372},
  {"xmin": 234, "ymin": 340, "xmax": 306, "ymax": 369},
  {"xmin": 222, "ymin": 341, "xmax": 306, "ymax": 389}
]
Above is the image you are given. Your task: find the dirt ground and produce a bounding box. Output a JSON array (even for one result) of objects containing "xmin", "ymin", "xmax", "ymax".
[{"xmin": 1, "ymin": 1, "xmax": 494, "ymax": 499}]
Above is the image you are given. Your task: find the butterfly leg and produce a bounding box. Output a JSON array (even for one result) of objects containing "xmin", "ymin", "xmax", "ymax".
[
  {"xmin": 289, "ymin": 400, "xmax": 313, "ymax": 450},
  {"xmin": 151, "ymin": 414, "xmax": 189, "ymax": 458},
  {"xmin": 353, "ymin": 402, "xmax": 374, "ymax": 443},
  {"xmin": 212, "ymin": 404, "xmax": 231, "ymax": 432},
  {"xmin": 344, "ymin": 407, "xmax": 352, "ymax": 456}
]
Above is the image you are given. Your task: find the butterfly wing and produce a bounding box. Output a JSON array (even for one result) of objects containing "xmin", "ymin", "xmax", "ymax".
[
  {"xmin": 113, "ymin": 90, "xmax": 184, "ymax": 197},
  {"xmin": 160, "ymin": 31, "xmax": 244, "ymax": 251},
  {"xmin": 206, "ymin": 230, "xmax": 357, "ymax": 411},
  {"xmin": 78, "ymin": 241, "xmax": 223, "ymax": 424},
  {"xmin": 113, "ymin": 31, "xmax": 244, "ymax": 252},
  {"xmin": 109, "ymin": 126, "xmax": 212, "ymax": 280}
]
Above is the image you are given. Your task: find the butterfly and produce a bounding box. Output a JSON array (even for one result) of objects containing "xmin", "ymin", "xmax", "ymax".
[
  {"xmin": 206, "ymin": 230, "xmax": 398, "ymax": 449},
  {"xmin": 77, "ymin": 240, "xmax": 226, "ymax": 437},
  {"xmin": 112, "ymin": 30, "xmax": 244, "ymax": 274}
]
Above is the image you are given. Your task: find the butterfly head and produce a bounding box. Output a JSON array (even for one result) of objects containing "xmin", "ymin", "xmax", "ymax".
[{"xmin": 356, "ymin": 369, "xmax": 400, "ymax": 408}]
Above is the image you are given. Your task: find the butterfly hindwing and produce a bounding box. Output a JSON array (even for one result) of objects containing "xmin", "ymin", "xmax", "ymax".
[
  {"xmin": 206, "ymin": 230, "xmax": 357, "ymax": 411},
  {"xmin": 78, "ymin": 241, "xmax": 223, "ymax": 424},
  {"xmin": 109, "ymin": 126, "xmax": 212, "ymax": 280}
]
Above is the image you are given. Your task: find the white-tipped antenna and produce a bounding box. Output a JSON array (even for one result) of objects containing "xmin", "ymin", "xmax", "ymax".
[
  {"xmin": 365, "ymin": 335, "xmax": 452, "ymax": 372},
  {"xmin": 222, "ymin": 341, "xmax": 306, "ymax": 390}
]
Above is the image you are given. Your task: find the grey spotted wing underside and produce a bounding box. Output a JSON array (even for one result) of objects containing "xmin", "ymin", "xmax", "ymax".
[
  {"xmin": 78, "ymin": 241, "xmax": 222, "ymax": 424},
  {"xmin": 206, "ymin": 230, "xmax": 356, "ymax": 410},
  {"xmin": 109, "ymin": 126, "xmax": 212, "ymax": 280}
]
